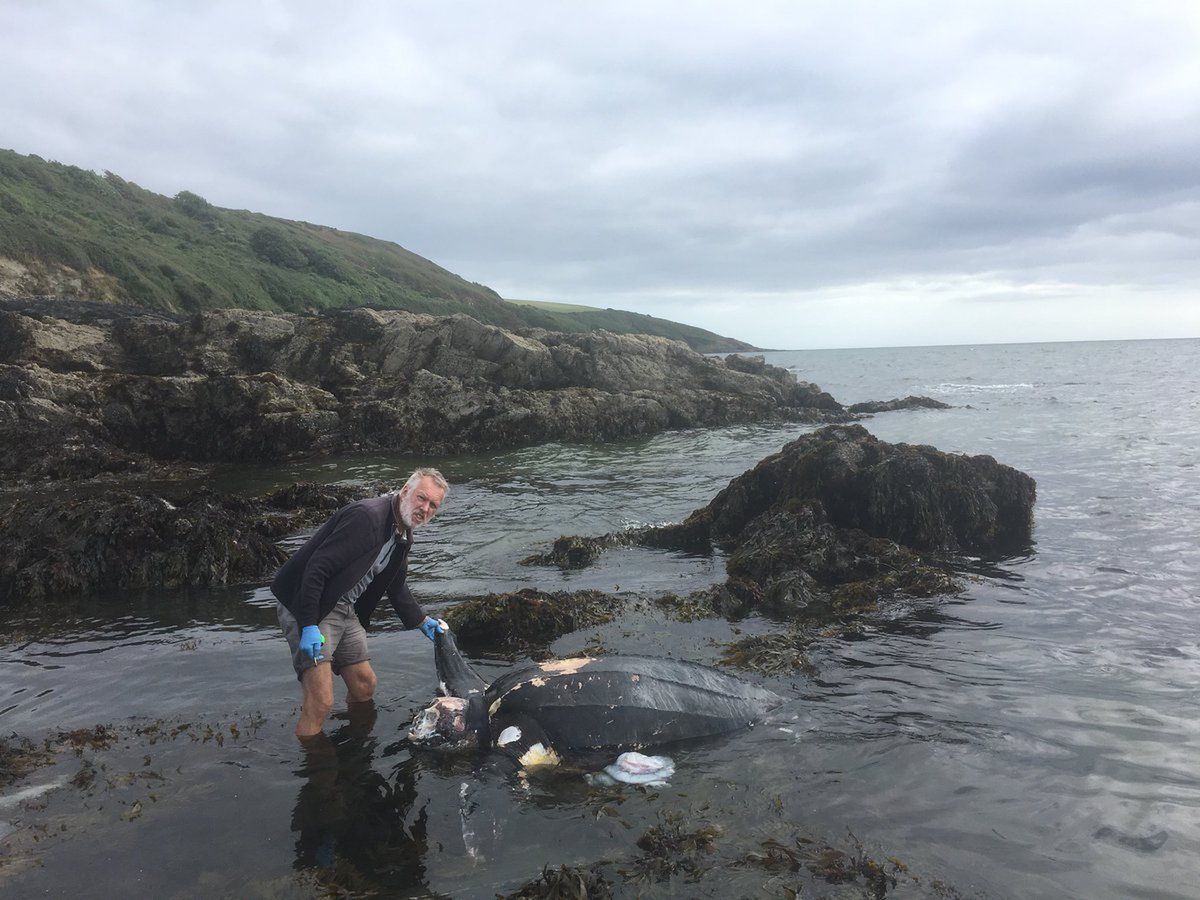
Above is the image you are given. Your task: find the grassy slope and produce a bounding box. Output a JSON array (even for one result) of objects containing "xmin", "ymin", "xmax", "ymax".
[
  {"xmin": 0, "ymin": 149, "xmax": 755, "ymax": 351},
  {"xmin": 506, "ymin": 298, "xmax": 755, "ymax": 353}
]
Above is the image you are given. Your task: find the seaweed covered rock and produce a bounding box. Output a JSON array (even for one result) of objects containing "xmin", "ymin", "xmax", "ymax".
[
  {"xmin": 724, "ymin": 499, "xmax": 960, "ymax": 606},
  {"xmin": 645, "ymin": 425, "xmax": 1032, "ymax": 627},
  {"xmin": 0, "ymin": 482, "xmax": 365, "ymax": 603},
  {"xmin": 847, "ymin": 395, "xmax": 950, "ymax": 414},
  {"xmin": 502, "ymin": 864, "xmax": 613, "ymax": 899},
  {"xmin": 518, "ymin": 532, "xmax": 642, "ymax": 569},
  {"xmin": 444, "ymin": 588, "xmax": 619, "ymax": 656},
  {"xmin": 656, "ymin": 424, "xmax": 1034, "ymax": 556},
  {"xmin": 531, "ymin": 425, "xmax": 1033, "ymax": 640}
]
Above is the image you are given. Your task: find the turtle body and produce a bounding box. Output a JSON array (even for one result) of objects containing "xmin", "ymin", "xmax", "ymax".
[{"xmin": 434, "ymin": 631, "xmax": 782, "ymax": 753}]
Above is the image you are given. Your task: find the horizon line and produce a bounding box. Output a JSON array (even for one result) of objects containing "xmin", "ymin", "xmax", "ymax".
[{"xmin": 748, "ymin": 334, "xmax": 1200, "ymax": 353}]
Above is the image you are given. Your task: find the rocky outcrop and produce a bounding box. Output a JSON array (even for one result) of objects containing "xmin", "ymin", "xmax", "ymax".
[
  {"xmin": 649, "ymin": 424, "xmax": 1035, "ymax": 557},
  {"xmin": 0, "ymin": 482, "xmax": 365, "ymax": 604},
  {"xmin": 0, "ymin": 297, "xmax": 849, "ymax": 487},
  {"xmin": 847, "ymin": 395, "xmax": 950, "ymax": 414},
  {"xmin": 524, "ymin": 425, "xmax": 1036, "ymax": 639},
  {"xmin": 443, "ymin": 588, "xmax": 619, "ymax": 656},
  {"xmin": 519, "ymin": 533, "xmax": 640, "ymax": 569}
]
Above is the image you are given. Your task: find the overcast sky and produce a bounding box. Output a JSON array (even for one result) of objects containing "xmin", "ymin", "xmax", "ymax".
[{"xmin": 4, "ymin": 2, "xmax": 1199, "ymax": 348}]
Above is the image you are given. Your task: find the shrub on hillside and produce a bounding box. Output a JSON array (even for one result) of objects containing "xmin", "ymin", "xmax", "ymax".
[
  {"xmin": 301, "ymin": 244, "xmax": 353, "ymax": 282},
  {"xmin": 174, "ymin": 190, "xmax": 216, "ymax": 221},
  {"xmin": 249, "ymin": 226, "xmax": 307, "ymax": 269}
]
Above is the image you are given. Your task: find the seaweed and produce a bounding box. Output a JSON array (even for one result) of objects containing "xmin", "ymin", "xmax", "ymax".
[
  {"xmin": 0, "ymin": 734, "xmax": 55, "ymax": 789},
  {"xmin": 624, "ymin": 811, "xmax": 722, "ymax": 883},
  {"xmin": 721, "ymin": 631, "xmax": 817, "ymax": 677},
  {"xmin": 502, "ymin": 864, "xmax": 613, "ymax": 899},
  {"xmin": 519, "ymin": 532, "xmax": 642, "ymax": 571},
  {"xmin": 739, "ymin": 831, "xmax": 905, "ymax": 899},
  {"xmin": 57, "ymin": 724, "xmax": 119, "ymax": 753},
  {"xmin": 445, "ymin": 588, "xmax": 619, "ymax": 655}
]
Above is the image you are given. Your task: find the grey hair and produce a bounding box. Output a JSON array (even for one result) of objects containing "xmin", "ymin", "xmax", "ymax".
[{"xmin": 403, "ymin": 467, "xmax": 449, "ymax": 494}]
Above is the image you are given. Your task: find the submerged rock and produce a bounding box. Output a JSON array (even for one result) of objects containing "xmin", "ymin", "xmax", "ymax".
[
  {"xmin": 518, "ymin": 532, "xmax": 642, "ymax": 569},
  {"xmin": 444, "ymin": 588, "xmax": 620, "ymax": 656},
  {"xmin": 502, "ymin": 864, "xmax": 613, "ymax": 899},
  {"xmin": 720, "ymin": 630, "xmax": 818, "ymax": 677},
  {"xmin": 0, "ymin": 482, "xmax": 365, "ymax": 604}
]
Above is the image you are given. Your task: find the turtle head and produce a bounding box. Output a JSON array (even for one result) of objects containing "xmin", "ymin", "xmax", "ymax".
[
  {"xmin": 418, "ymin": 630, "xmax": 492, "ymax": 747},
  {"xmin": 408, "ymin": 696, "xmax": 471, "ymax": 746}
]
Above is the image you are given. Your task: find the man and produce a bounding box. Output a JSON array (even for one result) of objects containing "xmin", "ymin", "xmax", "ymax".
[{"xmin": 273, "ymin": 467, "xmax": 449, "ymax": 737}]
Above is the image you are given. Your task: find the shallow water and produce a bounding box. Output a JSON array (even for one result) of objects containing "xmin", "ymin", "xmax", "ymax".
[{"xmin": 3, "ymin": 338, "xmax": 1199, "ymax": 897}]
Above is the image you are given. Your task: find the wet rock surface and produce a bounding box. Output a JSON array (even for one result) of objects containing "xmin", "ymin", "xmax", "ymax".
[
  {"xmin": 847, "ymin": 395, "xmax": 951, "ymax": 413},
  {"xmin": 522, "ymin": 425, "xmax": 1036, "ymax": 661},
  {"xmin": 0, "ymin": 297, "xmax": 852, "ymax": 488},
  {"xmin": 0, "ymin": 481, "xmax": 365, "ymax": 604},
  {"xmin": 648, "ymin": 424, "xmax": 1035, "ymax": 557},
  {"xmin": 518, "ymin": 532, "xmax": 642, "ymax": 569}
]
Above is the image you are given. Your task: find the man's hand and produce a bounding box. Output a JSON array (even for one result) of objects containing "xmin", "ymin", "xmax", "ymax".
[
  {"xmin": 300, "ymin": 625, "xmax": 326, "ymax": 661},
  {"xmin": 419, "ymin": 616, "xmax": 449, "ymax": 641}
]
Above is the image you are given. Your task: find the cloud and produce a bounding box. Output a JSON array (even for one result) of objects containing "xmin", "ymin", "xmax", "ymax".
[{"xmin": 2, "ymin": 0, "xmax": 1198, "ymax": 346}]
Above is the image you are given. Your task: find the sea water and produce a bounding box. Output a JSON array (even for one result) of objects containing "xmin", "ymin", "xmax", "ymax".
[{"xmin": 2, "ymin": 338, "xmax": 1198, "ymax": 897}]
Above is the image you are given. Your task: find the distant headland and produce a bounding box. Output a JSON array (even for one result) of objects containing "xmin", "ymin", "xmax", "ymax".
[{"xmin": 0, "ymin": 147, "xmax": 756, "ymax": 353}]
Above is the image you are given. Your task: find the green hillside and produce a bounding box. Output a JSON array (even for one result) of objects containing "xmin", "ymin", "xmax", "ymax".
[{"xmin": 0, "ymin": 149, "xmax": 754, "ymax": 351}]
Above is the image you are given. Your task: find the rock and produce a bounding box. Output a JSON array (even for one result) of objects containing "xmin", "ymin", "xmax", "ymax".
[
  {"xmin": 0, "ymin": 298, "xmax": 851, "ymax": 488},
  {"xmin": 848, "ymin": 395, "xmax": 951, "ymax": 414},
  {"xmin": 526, "ymin": 425, "xmax": 1034, "ymax": 634},
  {"xmin": 444, "ymin": 588, "xmax": 619, "ymax": 656},
  {"xmin": 519, "ymin": 532, "xmax": 643, "ymax": 569},
  {"xmin": 0, "ymin": 482, "xmax": 366, "ymax": 604},
  {"xmin": 720, "ymin": 630, "xmax": 817, "ymax": 676},
  {"xmin": 674, "ymin": 424, "xmax": 1035, "ymax": 556},
  {"xmin": 0, "ymin": 309, "xmax": 34, "ymax": 363}
]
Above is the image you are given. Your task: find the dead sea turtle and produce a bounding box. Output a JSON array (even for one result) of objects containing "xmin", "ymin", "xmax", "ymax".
[{"xmin": 409, "ymin": 629, "xmax": 783, "ymax": 783}]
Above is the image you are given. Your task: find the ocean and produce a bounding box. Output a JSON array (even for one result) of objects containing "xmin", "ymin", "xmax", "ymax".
[{"xmin": 3, "ymin": 338, "xmax": 1198, "ymax": 897}]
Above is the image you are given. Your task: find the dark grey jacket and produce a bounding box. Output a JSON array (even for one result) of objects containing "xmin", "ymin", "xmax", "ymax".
[{"xmin": 271, "ymin": 494, "xmax": 425, "ymax": 631}]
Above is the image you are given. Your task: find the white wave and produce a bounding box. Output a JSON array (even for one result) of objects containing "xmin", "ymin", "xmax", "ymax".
[{"xmin": 923, "ymin": 382, "xmax": 1034, "ymax": 395}]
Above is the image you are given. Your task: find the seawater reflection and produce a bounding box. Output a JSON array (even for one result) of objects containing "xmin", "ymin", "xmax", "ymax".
[{"xmin": 291, "ymin": 703, "xmax": 431, "ymax": 890}]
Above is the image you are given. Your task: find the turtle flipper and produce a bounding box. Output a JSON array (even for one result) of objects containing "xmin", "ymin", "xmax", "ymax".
[{"xmin": 435, "ymin": 628, "xmax": 488, "ymax": 699}]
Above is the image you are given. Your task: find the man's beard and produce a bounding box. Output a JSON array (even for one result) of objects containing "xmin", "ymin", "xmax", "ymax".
[{"xmin": 399, "ymin": 491, "xmax": 423, "ymax": 529}]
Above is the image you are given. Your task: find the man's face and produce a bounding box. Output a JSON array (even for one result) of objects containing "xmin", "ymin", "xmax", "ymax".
[{"xmin": 398, "ymin": 476, "xmax": 446, "ymax": 529}]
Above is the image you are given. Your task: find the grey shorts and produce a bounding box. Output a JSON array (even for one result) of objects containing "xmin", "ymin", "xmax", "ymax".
[{"xmin": 277, "ymin": 599, "xmax": 370, "ymax": 681}]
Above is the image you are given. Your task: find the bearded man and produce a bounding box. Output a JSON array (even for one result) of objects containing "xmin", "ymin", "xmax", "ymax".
[{"xmin": 273, "ymin": 468, "xmax": 450, "ymax": 737}]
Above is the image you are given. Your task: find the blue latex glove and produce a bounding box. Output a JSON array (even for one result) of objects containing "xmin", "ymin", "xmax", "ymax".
[
  {"xmin": 300, "ymin": 625, "xmax": 325, "ymax": 661},
  {"xmin": 419, "ymin": 617, "xmax": 447, "ymax": 641}
]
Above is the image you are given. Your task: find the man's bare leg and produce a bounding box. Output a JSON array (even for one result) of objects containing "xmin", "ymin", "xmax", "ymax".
[
  {"xmin": 341, "ymin": 661, "xmax": 378, "ymax": 704},
  {"xmin": 297, "ymin": 663, "xmax": 335, "ymax": 738}
]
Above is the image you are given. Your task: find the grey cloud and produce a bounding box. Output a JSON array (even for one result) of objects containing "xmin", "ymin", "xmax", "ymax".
[{"xmin": 2, "ymin": 1, "xmax": 1198, "ymax": 345}]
